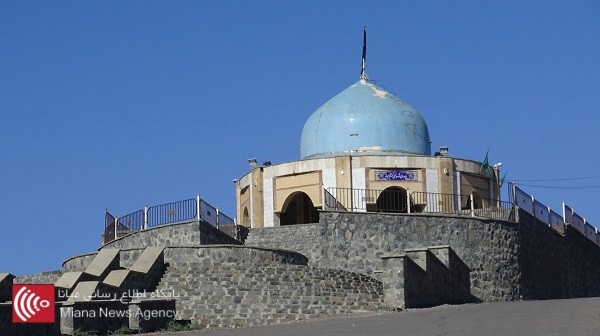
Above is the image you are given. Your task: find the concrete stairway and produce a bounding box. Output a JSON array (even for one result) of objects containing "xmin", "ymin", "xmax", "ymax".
[
  {"xmin": 58, "ymin": 247, "xmax": 172, "ymax": 335},
  {"xmin": 103, "ymin": 246, "xmax": 165, "ymax": 293},
  {"xmin": 55, "ymin": 248, "xmax": 121, "ymax": 301},
  {"xmin": 156, "ymin": 262, "xmax": 382, "ymax": 328}
]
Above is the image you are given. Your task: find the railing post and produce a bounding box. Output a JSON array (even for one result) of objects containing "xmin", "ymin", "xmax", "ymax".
[
  {"xmin": 196, "ymin": 195, "xmax": 201, "ymax": 221},
  {"xmin": 216, "ymin": 207, "xmax": 220, "ymax": 229},
  {"xmin": 234, "ymin": 218, "xmax": 239, "ymax": 241},
  {"xmin": 143, "ymin": 206, "xmax": 148, "ymax": 230},
  {"xmin": 104, "ymin": 208, "xmax": 108, "ymax": 244},
  {"xmin": 406, "ymin": 190, "xmax": 411, "ymax": 214},
  {"xmin": 470, "ymin": 194, "xmax": 475, "ymax": 217},
  {"xmin": 510, "ymin": 182, "xmax": 516, "ymax": 205},
  {"xmin": 114, "ymin": 216, "xmax": 119, "ymax": 239}
]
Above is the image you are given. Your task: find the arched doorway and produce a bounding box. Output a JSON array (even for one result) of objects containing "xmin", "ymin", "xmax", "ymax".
[
  {"xmin": 242, "ymin": 207, "xmax": 251, "ymax": 227},
  {"xmin": 375, "ymin": 187, "xmax": 408, "ymax": 213},
  {"xmin": 280, "ymin": 192, "xmax": 319, "ymax": 225},
  {"xmin": 462, "ymin": 192, "xmax": 483, "ymax": 210}
]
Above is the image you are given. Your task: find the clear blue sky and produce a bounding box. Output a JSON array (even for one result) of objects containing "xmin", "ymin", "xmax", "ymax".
[{"xmin": 1, "ymin": 1, "xmax": 599, "ymax": 276}]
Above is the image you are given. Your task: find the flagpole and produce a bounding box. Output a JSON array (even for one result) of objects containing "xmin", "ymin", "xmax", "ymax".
[{"xmin": 360, "ymin": 26, "xmax": 367, "ymax": 80}]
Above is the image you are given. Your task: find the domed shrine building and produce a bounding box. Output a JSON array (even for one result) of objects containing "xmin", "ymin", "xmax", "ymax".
[{"xmin": 235, "ymin": 74, "xmax": 499, "ymax": 228}]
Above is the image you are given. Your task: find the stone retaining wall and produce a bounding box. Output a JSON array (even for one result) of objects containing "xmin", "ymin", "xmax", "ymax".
[
  {"xmin": 244, "ymin": 224, "xmax": 322, "ymax": 263},
  {"xmin": 62, "ymin": 245, "xmax": 308, "ymax": 272},
  {"xmin": 318, "ymin": 212, "xmax": 521, "ymax": 302},
  {"xmin": 382, "ymin": 246, "xmax": 474, "ymax": 309},
  {"xmin": 100, "ymin": 220, "xmax": 240, "ymax": 250},
  {"xmin": 59, "ymin": 244, "xmax": 377, "ymax": 329},
  {"xmin": 158, "ymin": 263, "xmax": 382, "ymax": 328},
  {"xmin": 15, "ymin": 270, "xmax": 64, "ymax": 284},
  {"xmin": 247, "ymin": 212, "xmax": 521, "ymax": 302},
  {"xmin": 517, "ymin": 209, "xmax": 600, "ymax": 299},
  {"xmin": 247, "ymin": 210, "xmax": 600, "ymax": 302}
]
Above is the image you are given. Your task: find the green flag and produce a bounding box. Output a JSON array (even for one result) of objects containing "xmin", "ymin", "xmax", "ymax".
[
  {"xmin": 499, "ymin": 172, "xmax": 508, "ymax": 187},
  {"xmin": 480, "ymin": 149, "xmax": 493, "ymax": 178}
]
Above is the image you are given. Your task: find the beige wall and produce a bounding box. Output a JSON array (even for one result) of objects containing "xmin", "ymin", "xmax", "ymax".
[
  {"xmin": 274, "ymin": 171, "xmax": 322, "ymax": 212},
  {"xmin": 236, "ymin": 183, "xmax": 241, "ymax": 226},
  {"xmin": 238, "ymin": 185, "xmax": 250, "ymax": 228},
  {"xmin": 251, "ymin": 168, "xmax": 265, "ymax": 228},
  {"xmin": 235, "ymin": 154, "xmax": 487, "ymax": 227},
  {"xmin": 335, "ymin": 156, "xmax": 352, "ymax": 189},
  {"xmin": 461, "ymin": 172, "xmax": 490, "ymax": 200},
  {"xmin": 436, "ymin": 157, "xmax": 454, "ymax": 195}
]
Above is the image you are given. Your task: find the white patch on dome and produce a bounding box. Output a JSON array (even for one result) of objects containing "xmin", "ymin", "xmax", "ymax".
[
  {"xmin": 358, "ymin": 146, "xmax": 382, "ymax": 151},
  {"xmin": 363, "ymin": 81, "xmax": 388, "ymax": 99}
]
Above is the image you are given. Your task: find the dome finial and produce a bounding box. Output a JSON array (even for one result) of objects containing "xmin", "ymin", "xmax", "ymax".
[{"xmin": 360, "ymin": 26, "xmax": 368, "ymax": 81}]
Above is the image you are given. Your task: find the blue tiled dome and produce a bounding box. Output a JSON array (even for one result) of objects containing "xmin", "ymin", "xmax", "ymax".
[{"xmin": 300, "ymin": 80, "xmax": 431, "ymax": 159}]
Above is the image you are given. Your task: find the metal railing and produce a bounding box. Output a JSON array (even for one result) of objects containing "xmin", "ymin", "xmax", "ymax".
[
  {"xmin": 199, "ymin": 199, "xmax": 218, "ymax": 226},
  {"xmin": 411, "ymin": 191, "xmax": 461, "ymax": 214},
  {"xmin": 148, "ymin": 198, "xmax": 196, "ymax": 227},
  {"xmin": 104, "ymin": 211, "xmax": 116, "ymax": 243},
  {"xmin": 508, "ymin": 184, "xmax": 599, "ymax": 245},
  {"xmin": 477, "ymin": 198, "xmax": 517, "ymax": 222},
  {"xmin": 218, "ymin": 212, "xmax": 235, "ymax": 226},
  {"xmin": 324, "ymin": 187, "xmax": 516, "ymax": 222},
  {"xmin": 118, "ymin": 209, "xmax": 144, "ymax": 232},
  {"xmin": 103, "ymin": 195, "xmax": 238, "ymax": 244},
  {"xmin": 217, "ymin": 212, "xmax": 237, "ymax": 240}
]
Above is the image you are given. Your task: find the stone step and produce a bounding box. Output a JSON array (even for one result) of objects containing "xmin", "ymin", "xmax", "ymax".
[
  {"xmin": 54, "ymin": 249, "xmax": 122, "ymax": 300},
  {"xmin": 67, "ymin": 281, "xmax": 120, "ymax": 302},
  {"xmin": 85, "ymin": 248, "xmax": 121, "ymax": 279},
  {"xmin": 102, "ymin": 246, "xmax": 165, "ymax": 292}
]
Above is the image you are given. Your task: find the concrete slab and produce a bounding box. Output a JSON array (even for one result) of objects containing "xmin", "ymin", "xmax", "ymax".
[
  {"xmin": 103, "ymin": 270, "xmax": 131, "ymax": 288},
  {"xmin": 102, "ymin": 247, "xmax": 165, "ymax": 292},
  {"xmin": 130, "ymin": 246, "xmax": 164, "ymax": 274},
  {"xmin": 85, "ymin": 248, "xmax": 120, "ymax": 279},
  {"xmin": 0, "ymin": 273, "xmax": 13, "ymax": 283},
  {"xmin": 68, "ymin": 281, "xmax": 119, "ymax": 302},
  {"xmin": 69, "ymin": 281, "xmax": 100, "ymax": 302},
  {"xmin": 55, "ymin": 271, "xmax": 95, "ymax": 289},
  {"xmin": 0, "ymin": 273, "xmax": 15, "ymax": 302}
]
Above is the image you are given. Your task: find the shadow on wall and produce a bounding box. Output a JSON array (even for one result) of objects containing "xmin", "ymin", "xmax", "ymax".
[
  {"xmin": 238, "ymin": 226, "xmax": 250, "ymax": 244},
  {"xmin": 382, "ymin": 246, "xmax": 481, "ymax": 310}
]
